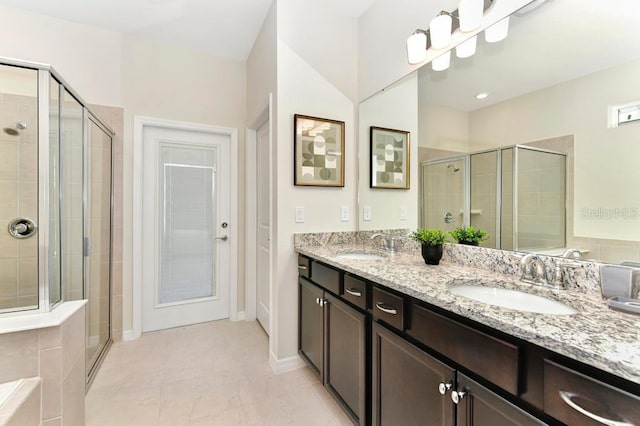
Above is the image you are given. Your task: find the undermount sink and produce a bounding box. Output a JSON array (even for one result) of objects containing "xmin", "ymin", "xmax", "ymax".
[
  {"xmin": 450, "ymin": 285, "xmax": 578, "ymax": 315},
  {"xmin": 335, "ymin": 252, "xmax": 385, "ymax": 261}
]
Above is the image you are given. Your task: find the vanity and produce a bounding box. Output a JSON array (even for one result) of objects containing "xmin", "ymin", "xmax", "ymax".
[{"xmin": 295, "ymin": 233, "xmax": 640, "ymax": 426}]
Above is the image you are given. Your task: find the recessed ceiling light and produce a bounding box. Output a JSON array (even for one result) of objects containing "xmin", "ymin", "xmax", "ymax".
[{"xmin": 475, "ymin": 92, "xmax": 489, "ymax": 99}]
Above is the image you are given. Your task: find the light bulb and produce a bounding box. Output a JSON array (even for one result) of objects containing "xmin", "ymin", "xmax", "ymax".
[
  {"xmin": 432, "ymin": 51, "xmax": 451, "ymax": 71},
  {"xmin": 456, "ymin": 35, "xmax": 477, "ymax": 58},
  {"xmin": 430, "ymin": 14, "xmax": 452, "ymax": 49},
  {"xmin": 458, "ymin": 0, "xmax": 484, "ymax": 32},
  {"xmin": 485, "ymin": 17, "xmax": 510, "ymax": 43},
  {"xmin": 407, "ymin": 32, "xmax": 427, "ymax": 64}
]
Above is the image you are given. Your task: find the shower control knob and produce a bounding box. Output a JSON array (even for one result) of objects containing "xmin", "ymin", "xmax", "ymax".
[
  {"xmin": 8, "ymin": 218, "xmax": 37, "ymax": 239},
  {"xmin": 444, "ymin": 212, "xmax": 455, "ymax": 223}
]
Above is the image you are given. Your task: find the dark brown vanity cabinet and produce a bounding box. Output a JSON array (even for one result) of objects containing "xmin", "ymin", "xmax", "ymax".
[
  {"xmin": 455, "ymin": 373, "xmax": 545, "ymax": 426},
  {"xmin": 298, "ymin": 258, "xmax": 367, "ymax": 425},
  {"xmin": 372, "ymin": 322, "xmax": 455, "ymax": 426}
]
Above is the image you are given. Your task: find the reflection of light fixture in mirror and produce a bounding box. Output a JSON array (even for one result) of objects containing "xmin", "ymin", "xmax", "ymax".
[
  {"xmin": 456, "ymin": 35, "xmax": 477, "ymax": 58},
  {"xmin": 485, "ymin": 17, "xmax": 510, "ymax": 42},
  {"xmin": 430, "ymin": 13, "xmax": 452, "ymax": 49},
  {"xmin": 407, "ymin": 31, "xmax": 428, "ymax": 64},
  {"xmin": 432, "ymin": 51, "xmax": 451, "ymax": 71},
  {"xmin": 458, "ymin": 0, "xmax": 483, "ymax": 32},
  {"xmin": 475, "ymin": 92, "xmax": 489, "ymax": 99}
]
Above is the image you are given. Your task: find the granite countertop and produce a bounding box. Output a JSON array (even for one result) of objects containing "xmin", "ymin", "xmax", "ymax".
[{"xmin": 295, "ymin": 242, "xmax": 640, "ymax": 385}]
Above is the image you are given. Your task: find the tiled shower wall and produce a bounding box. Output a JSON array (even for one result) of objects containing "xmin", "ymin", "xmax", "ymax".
[{"xmin": 0, "ymin": 92, "xmax": 38, "ymax": 310}]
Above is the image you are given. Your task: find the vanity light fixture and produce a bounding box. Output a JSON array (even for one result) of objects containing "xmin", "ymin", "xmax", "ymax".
[
  {"xmin": 432, "ymin": 51, "xmax": 451, "ymax": 71},
  {"xmin": 456, "ymin": 35, "xmax": 477, "ymax": 58},
  {"xmin": 458, "ymin": 0, "xmax": 484, "ymax": 32},
  {"xmin": 430, "ymin": 12, "xmax": 453, "ymax": 49},
  {"xmin": 407, "ymin": 31, "xmax": 428, "ymax": 64},
  {"xmin": 475, "ymin": 92, "xmax": 489, "ymax": 99},
  {"xmin": 406, "ymin": 0, "xmax": 511, "ymax": 70},
  {"xmin": 485, "ymin": 16, "xmax": 510, "ymax": 42}
]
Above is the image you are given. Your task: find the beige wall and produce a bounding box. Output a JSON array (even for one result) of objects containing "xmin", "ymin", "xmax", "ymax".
[
  {"xmin": 0, "ymin": 5, "xmax": 122, "ymax": 107},
  {"xmin": 121, "ymin": 35, "xmax": 248, "ymax": 332},
  {"xmin": 359, "ymin": 72, "xmax": 419, "ymax": 231},
  {"xmin": 271, "ymin": 0, "xmax": 359, "ymax": 362}
]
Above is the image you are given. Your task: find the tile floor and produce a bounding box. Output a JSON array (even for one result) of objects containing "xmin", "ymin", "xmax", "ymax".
[{"xmin": 85, "ymin": 320, "xmax": 353, "ymax": 425}]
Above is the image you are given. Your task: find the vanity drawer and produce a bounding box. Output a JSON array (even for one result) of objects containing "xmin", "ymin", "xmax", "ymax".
[
  {"xmin": 342, "ymin": 274, "xmax": 367, "ymax": 310},
  {"xmin": 311, "ymin": 261, "xmax": 340, "ymax": 295},
  {"xmin": 408, "ymin": 303, "xmax": 520, "ymax": 395},
  {"xmin": 544, "ymin": 360, "xmax": 640, "ymax": 425},
  {"xmin": 372, "ymin": 286, "xmax": 404, "ymax": 330},
  {"xmin": 297, "ymin": 255, "xmax": 311, "ymax": 278}
]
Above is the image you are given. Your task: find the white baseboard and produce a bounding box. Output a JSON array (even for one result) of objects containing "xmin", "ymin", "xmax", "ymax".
[
  {"xmin": 122, "ymin": 329, "xmax": 139, "ymax": 341},
  {"xmin": 232, "ymin": 310, "xmax": 246, "ymax": 321},
  {"xmin": 269, "ymin": 352, "xmax": 305, "ymax": 374}
]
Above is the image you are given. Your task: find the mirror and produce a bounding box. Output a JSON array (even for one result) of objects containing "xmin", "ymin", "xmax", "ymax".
[{"xmin": 358, "ymin": 0, "xmax": 640, "ymax": 265}]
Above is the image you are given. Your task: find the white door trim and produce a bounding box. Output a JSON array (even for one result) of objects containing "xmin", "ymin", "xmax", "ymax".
[
  {"xmin": 131, "ymin": 116, "xmax": 239, "ymax": 340},
  {"xmin": 245, "ymin": 94, "xmax": 273, "ymax": 334}
]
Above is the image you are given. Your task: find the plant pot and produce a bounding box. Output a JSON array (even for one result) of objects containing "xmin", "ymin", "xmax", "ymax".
[
  {"xmin": 421, "ymin": 243, "xmax": 443, "ymax": 265},
  {"xmin": 458, "ymin": 240, "xmax": 479, "ymax": 246}
]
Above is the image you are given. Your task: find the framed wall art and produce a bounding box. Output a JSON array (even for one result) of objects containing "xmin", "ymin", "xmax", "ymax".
[
  {"xmin": 294, "ymin": 114, "xmax": 345, "ymax": 187},
  {"xmin": 370, "ymin": 126, "xmax": 410, "ymax": 189}
]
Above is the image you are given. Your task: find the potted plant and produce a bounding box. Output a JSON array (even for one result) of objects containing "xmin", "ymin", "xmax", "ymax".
[
  {"xmin": 449, "ymin": 226, "xmax": 488, "ymax": 246},
  {"xmin": 410, "ymin": 228, "xmax": 448, "ymax": 265}
]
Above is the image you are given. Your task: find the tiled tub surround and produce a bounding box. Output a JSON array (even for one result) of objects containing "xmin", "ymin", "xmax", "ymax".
[
  {"xmin": 0, "ymin": 377, "xmax": 41, "ymax": 425},
  {"xmin": 294, "ymin": 232, "xmax": 640, "ymax": 385},
  {"xmin": 0, "ymin": 301, "xmax": 86, "ymax": 425}
]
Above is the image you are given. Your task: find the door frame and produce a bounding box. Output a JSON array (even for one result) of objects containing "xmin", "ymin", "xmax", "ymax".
[
  {"xmin": 131, "ymin": 116, "xmax": 239, "ymax": 340},
  {"xmin": 245, "ymin": 94, "xmax": 273, "ymax": 337}
]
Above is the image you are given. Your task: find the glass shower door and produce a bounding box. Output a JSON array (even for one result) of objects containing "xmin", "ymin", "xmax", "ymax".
[
  {"xmin": 0, "ymin": 64, "xmax": 39, "ymax": 313},
  {"xmin": 85, "ymin": 115, "xmax": 112, "ymax": 379},
  {"xmin": 421, "ymin": 158, "xmax": 466, "ymax": 232}
]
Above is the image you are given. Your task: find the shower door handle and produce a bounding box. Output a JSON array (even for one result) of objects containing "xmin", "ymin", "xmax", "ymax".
[{"xmin": 216, "ymin": 235, "xmax": 229, "ymax": 242}]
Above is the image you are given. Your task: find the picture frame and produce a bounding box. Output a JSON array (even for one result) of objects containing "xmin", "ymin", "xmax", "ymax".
[
  {"xmin": 294, "ymin": 114, "xmax": 345, "ymax": 187},
  {"xmin": 370, "ymin": 126, "xmax": 411, "ymax": 189}
]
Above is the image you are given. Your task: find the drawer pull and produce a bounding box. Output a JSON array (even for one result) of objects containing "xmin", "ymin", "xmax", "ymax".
[
  {"xmin": 297, "ymin": 265, "xmax": 308, "ymax": 270},
  {"xmin": 345, "ymin": 288, "xmax": 362, "ymax": 297},
  {"xmin": 559, "ymin": 391, "xmax": 632, "ymax": 426},
  {"xmin": 375, "ymin": 302, "xmax": 397, "ymax": 315}
]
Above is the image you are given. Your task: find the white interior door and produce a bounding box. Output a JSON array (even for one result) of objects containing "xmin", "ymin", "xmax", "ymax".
[
  {"xmin": 142, "ymin": 126, "xmax": 230, "ymax": 332},
  {"xmin": 256, "ymin": 121, "xmax": 271, "ymax": 333}
]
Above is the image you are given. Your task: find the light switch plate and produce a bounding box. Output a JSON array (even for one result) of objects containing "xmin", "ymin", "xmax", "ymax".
[
  {"xmin": 341, "ymin": 206, "xmax": 349, "ymax": 222},
  {"xmin": 363, "ymin": 206, "xmax": 372, "ymax": 221},
  {"xmin": 295, "ymin": 206, "xmax": 305, "ymax": 223},
  {"xmin": 399, "ymin": 206, "xmax": 407, "ymax": 221}
]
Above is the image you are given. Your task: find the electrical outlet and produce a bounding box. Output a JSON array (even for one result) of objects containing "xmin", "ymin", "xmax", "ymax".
[
  {"xmin": 399, "ymin": 206, "xmax": 407, "ymax": 221},
  {"xmin": 295, "ymin": 206, "xmax": 305, "ymax": 223},
  {"xmin": 363, "ymin": 206, "xmax": 372, "ymax": 221},
  {"xmin": 341, "ymin": 206, "xmax": 349, "ymax": 222}
]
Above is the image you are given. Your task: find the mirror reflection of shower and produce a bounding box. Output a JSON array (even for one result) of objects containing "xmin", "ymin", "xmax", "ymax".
[
  {"xmin": 3, "ymin": 121, "xmax": 27, "ymax": 136},
  {"xmin": 421, "ymin": 157, "xmax": 467, "ymax": 233},
  {"xmin": 447, "ymin": 163, "xmax": 460, "ymax": 172}
]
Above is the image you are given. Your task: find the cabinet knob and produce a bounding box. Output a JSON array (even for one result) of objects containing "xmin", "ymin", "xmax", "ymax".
[
  {"xmin": 438, "ymin": 381, "xmax": 452, "ymax": 395},
  {"xmin": 451, "ymin": 390, "xmax": 466, "ymax": 404},
  {"xmin": 317, "ymin": 298, "xmax": 327, "ymax": 307}
]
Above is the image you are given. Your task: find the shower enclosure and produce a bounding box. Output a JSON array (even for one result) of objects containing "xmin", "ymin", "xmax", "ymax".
[
  {"xmin": 0, "ymin": 59, "xmax": 113, "ymax": 383},
  {"xmin": 421, "ymin": 145, "xmax": 566, "ymax": 251}
]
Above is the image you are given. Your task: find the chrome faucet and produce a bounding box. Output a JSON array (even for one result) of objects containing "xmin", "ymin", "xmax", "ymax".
[
  {"xmin": 371, "ymin": 233, "xmax": 396, "ymax": 254},
  {"xmin": 519, "ymin": 254, "xmax": 549, "ymax": 286},
  {"xmin": 561, "ymin": 248, "xmax": 582, "ymax": 259}
]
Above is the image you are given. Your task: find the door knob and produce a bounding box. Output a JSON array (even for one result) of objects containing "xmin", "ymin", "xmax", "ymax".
[
  {"xmin": 451, "ymin": 390, "xmax": 466, "ymax": 404},
  {"xmin": 216, "ymin": 235, "xmax": 228, "ymax": 241}
]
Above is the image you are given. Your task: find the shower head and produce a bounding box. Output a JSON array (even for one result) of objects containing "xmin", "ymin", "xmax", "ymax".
[
  {"xmin": 3, "ymin": 122, "xmax": 27, "ymax": 136},
  {"xmin": 447, "ymin": 164, "xmax": 460, "ymax": 172}
]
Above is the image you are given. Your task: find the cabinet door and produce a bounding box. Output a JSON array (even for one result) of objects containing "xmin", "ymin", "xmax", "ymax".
[
  {"xmin": 325, "ymin": 293, "xmax": 367, "ymax": 425},
  {"xmin": 299, "ymin": 278, "xmax": 325, "ymax": 379},
  {"xmin": 456, "ymin": 373, "xmax": 546, "ymax": 426},
  {"xmin": 372, "ymin": 322, "xmax": 455, "ymax": 426}
]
